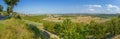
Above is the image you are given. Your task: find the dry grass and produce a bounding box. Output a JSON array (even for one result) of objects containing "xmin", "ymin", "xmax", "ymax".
[
  {"xmin": 112, "ymin": 35, "xmax": 120, "ymax": 39},
  {"xmin": 0, "ymin": 18, "xmax": 35, "ymax": 39},
  {"xmin": 43, "ymin": 16, "xmax": 106, "ymax": 24}
]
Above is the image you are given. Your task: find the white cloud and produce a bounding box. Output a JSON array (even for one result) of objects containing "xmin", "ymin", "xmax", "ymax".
[
  {"xmin": 107, "ymin": 4, "xmax": 120, "ymax": 11},
  {"xmin": 88, "ymin": 5, "xmax": 102, "ymax": 8},
  {"xmin": 84, "ymin": 4, "xmax": 120, "ymax": 13},
  {"xmin": 86, "ymin": 5, "xmax": 102, "ymax": 12},
  {"xmin": 106, "ymin": 4, "xmax": 120, "ymax": 13},
  {"xmin": 88, "ymin": 8, "xmax": 95, "ymax": 11}
]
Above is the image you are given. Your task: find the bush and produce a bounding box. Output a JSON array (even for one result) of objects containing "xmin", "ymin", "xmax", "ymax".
[{"xmin": 43, "ymin": 17, "xmax": 120, "ymax": 39}]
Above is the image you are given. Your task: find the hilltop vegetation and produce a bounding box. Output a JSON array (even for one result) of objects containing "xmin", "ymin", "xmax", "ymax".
[
  {"xmin": 0, "ymin": 0, "xmax": 120, "ymax": 39},
  {"xmin": 0, "ymin": 12, "xmax": 120, "ymax": 39},
  {"xmin": 19, "ymin": 14, "xmax": 120, "ymax": 39},
  {"xmin": 42, "ymin": 15, "xmax": 120, "ymax": 39}
]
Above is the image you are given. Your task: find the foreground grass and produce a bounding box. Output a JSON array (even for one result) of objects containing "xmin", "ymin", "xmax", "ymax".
[
  {"xmin": 0, "ymin": 18, "xmax": 35, "ymax": 39},
  {"xmin": 0, "ymin": 18, "xmax": 59, "ymax": 39}
]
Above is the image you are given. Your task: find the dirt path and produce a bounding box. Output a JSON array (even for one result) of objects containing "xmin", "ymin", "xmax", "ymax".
[{"xmin": 23, "ymin": 20, "xmax": 60, "ymax": 39}]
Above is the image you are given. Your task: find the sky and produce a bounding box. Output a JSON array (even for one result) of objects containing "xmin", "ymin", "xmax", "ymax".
[{"xmin": 0, "ymin": 0, "xmax": 120, "ymax": 14}]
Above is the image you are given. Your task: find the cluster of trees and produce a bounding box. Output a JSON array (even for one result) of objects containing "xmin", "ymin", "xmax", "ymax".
[
  {"xmin": 43, "ymin": 16, "xmax": 120, "ymax": 39},
  {"xmin": 0, "ymin": 0, "xmax": 19, "ymax": 18},
  {"xmin": 4, "ymin": 0, "xmax": 19, "ymax": 15}
]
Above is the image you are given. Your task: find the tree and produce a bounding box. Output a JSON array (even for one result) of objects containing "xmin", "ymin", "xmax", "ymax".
[
  {"xmin": 0, "ymin": 5, "xmax": 3, "ymax": 12},
  {"xmin": 3, "ymin": 0, "xmax": 19, "ymax": 15}
]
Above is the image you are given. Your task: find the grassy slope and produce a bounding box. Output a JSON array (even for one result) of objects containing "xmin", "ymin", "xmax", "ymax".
[
  {"xmin": 0, "ymin": 18, "xmax": 35, "ymax": 39},
  {"xmin": 0, "ymin": 17, "xmax": 59, "ymax": 39}
]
